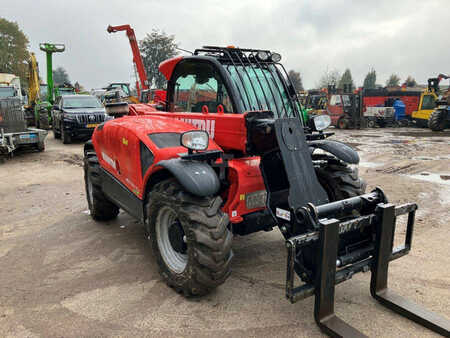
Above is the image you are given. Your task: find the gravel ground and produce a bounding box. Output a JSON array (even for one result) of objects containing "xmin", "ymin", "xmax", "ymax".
[{"xmin": 0, "ymin": 128, "xmax": 449, "ymax": 337}]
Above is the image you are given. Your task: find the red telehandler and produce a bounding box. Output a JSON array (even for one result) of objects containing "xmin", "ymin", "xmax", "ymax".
[
  {"xmin": 106, "ymin": 24, "xmax": 167, "ymax": 109},
  {"xmin": 107, "ymin": 24, "xmax": 149, "ymax": 98},
  {"xmin": 84, "ymin": 46, "xmax": 449, "ymax": 337}
]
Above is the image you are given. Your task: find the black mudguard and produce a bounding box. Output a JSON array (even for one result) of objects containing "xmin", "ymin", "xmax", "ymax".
[
  {"xmin": 157, "ymin": 158, "xmax": 220, "ymax": 197},
  {"xmin": 309, "ymin": 140, "xmax": 360, "ymax": 164}
]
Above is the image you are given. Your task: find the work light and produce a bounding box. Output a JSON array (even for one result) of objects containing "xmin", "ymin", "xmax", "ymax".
[
  {"xmin": 257, "ymin": 51, "xmax": 269, "ymax": 61},
  {"xmin": 271, "ymin": 53, "xmax": 282, "ymax": 62},
  {"xmin": 180, "ymin": 130, "xmax": 209, "ymax": 151},
  {"xmin": 312, "ymin": 115, "xmax": 331, "ymax": 131}
]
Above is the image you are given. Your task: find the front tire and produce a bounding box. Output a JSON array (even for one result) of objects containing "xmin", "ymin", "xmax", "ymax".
[
  {"xmin": 146, "ymin": 178, "xmax": 232, "ymax": 296},
  {"xmin": 315, "ymin": 162, "xmax": 366, "ymax": 201},
  {"xmin": 337, "ymin": 117, "xmax": 350, "ymax": 129},
  {"xmin": 428, "ymin": 110, "xmax": 447, "ymax": 131},
  {"xmin": 62, "ymin": 124, "xmax": 72, "ymax": 144},
  {"xmin": 84, "ymin": 149, "xmax": 119, "ymax": 221},
  {"xmin": 53, "ymin": 123, "xmax": 61, "ymax": 139}
]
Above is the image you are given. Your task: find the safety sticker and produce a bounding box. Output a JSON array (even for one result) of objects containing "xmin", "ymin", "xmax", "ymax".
[{"xmin": 101, "ymin": 151, "xmax": 116, "ymax": 170}]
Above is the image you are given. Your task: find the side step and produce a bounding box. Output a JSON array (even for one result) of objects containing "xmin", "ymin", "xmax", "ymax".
[{"xmin": 285, "ymin": 202, "xmax": 450, "ymax": 337}]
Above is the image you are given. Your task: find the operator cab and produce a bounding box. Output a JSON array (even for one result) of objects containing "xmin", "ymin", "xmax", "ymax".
[{"xmin": 164, "ymin": 46, "xmax": 302, "ymax": 121}]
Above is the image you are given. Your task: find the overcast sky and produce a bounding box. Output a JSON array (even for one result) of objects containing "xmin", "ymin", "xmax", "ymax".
[{"xmin": 3, "ymin": 0, "xmax": 450, "ymax": 90}]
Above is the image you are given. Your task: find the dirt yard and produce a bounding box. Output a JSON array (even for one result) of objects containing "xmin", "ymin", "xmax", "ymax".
[{"xmin": 0, "ymin": 128, "xmax": 449, "ymax": 337}]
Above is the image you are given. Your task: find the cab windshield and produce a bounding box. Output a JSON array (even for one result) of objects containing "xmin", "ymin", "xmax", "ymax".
[
  {"xmin": 63, "ymin": 96, "xmax": 103, "ymax": 109},
  {"xmin": 0, "ymin": 87, "xmax": 15, "ymax": 98},
  {"xmin": 226, "ymin": 64, "xmax": 297, "ymax": 118}
]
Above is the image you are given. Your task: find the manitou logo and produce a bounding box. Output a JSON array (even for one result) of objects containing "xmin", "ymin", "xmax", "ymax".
[{"xmin": 177, "ymin": 118, "xmax": 216, "ymax": 138}]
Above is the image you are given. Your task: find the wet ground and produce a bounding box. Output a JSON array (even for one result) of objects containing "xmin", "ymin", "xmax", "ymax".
[{"xmin": 0, "ymin": 128, "xmax": 449, "ymax": 337}]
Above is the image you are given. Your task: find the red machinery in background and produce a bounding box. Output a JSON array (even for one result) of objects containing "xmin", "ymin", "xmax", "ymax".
[{"xmin": 107, "ymin": 24, "xmax": 149, "ymax": 98}]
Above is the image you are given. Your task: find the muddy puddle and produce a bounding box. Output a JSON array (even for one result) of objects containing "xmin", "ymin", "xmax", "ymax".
[
  {"xmin": 396, "ymin": 131, "xmax": 450, "ymax": 138},
  {"xmin": 359, "ymin": 161, "xmax": 384, "ymax": 168}
]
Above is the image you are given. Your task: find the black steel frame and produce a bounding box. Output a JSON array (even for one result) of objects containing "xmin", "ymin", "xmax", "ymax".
[
  {"xmin": 193, "ymin": 46, "xmax": 303, "ymax": 122},
  {"xmin": 285, "ymin": 200, "xmax": 450, "ymax": 337}
]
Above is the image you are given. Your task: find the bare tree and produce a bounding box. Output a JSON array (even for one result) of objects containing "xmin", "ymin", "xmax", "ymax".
[{"xmin": 317, "ymin": 68, "xmax": 340, "ymax": 89}]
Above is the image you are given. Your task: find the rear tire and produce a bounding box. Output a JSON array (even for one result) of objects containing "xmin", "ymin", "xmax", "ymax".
[
  {"xmin": 428, "ymin": 110, "xmax": 447, "ymax": 131},
  {"xmin": 84, "ymin": 150, "xmax": 119, "ymax": 221},
  {"xmin": 367, "ymin": 119, "xmax": 376, "ymax": 128},
  {"xmin": 36, "ymin": 141, "xmax": 45, "ymax": 152},
  {"xmin": 146, "ymin": 178, "xmax": 232, "ymax": 296}
]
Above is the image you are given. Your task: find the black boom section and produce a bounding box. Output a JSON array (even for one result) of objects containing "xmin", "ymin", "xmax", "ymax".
[{"xmin": 273, "ymin": 118, "xmax": 328, "ymax": 210}]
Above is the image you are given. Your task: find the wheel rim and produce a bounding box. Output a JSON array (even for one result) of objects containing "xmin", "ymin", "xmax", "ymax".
[{"xmin": 156, "ymin": 206, "xmax": 188, "ymax": 274}]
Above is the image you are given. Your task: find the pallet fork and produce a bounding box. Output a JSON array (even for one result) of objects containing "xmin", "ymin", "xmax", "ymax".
[
  {"xmin": 285, "ymin": 199, "xmax": 449, "ymax": 337},
  {"xmin": 260, "ymin": 118, "xmax": 450, "ymax": 337}
]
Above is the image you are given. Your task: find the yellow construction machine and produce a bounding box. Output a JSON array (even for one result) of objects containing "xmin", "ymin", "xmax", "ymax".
[{"xmin": 412, "ymin": 74, "xmax": 449, "ymax": 127}]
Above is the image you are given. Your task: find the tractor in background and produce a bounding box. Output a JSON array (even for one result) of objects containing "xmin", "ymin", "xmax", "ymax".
[
  {"xmin": 411, "ymin": 74, "xmax": 449, "ymax": 129},
  {"xmin": 428, "ymin": 74, "xmax": 450, "ymax": 131},
  {"xmin": 84, "ymin": 46, "xmax": 449, "ymax": 337}
]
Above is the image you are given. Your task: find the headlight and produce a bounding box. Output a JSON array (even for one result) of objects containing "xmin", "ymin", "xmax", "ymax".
[
  {"xmin": 271, "ymin": 53, "xmax": 282, "ymax": 62},
  {"xmin": 63, "ymin": 113, "xmax": 77, "ymax": 121},
  {"xmin": 245, "ymin": 190, "xmax": 267, "ymax": 209},
  {"xmin": 312, "ymin": 115, "xmax": 331, "ymax": 131},
  {"xmin": 180, "ymin": 130, "xmax": 209, "ymax": 151}
]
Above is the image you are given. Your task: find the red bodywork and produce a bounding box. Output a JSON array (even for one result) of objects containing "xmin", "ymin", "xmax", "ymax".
[
  {"xmin": 107, "ymin": 24, "xmax": 149, "ymax": 97},
  {"xmin": 93, "ymin": 110, "xmax": 265, "ymax": 223},
  {"xmin": 92, "ymin": 54, "xmax": 270, "ymax": 223}
]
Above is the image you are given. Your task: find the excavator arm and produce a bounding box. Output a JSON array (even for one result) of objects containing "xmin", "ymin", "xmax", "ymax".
[
  {"xmin": 107, "ymin": 24, "xmax": 149, "ymax": 97},
  {"xmin": 27, "ymin": 53, "xmax": 40, "ymax": 108}
]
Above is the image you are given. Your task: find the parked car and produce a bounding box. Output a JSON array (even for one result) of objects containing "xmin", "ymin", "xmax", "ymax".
[{"xmin": 51, "ymin": 95, "xmax": 109, "ymax": 144}]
